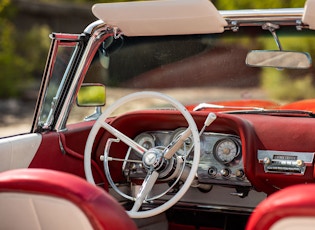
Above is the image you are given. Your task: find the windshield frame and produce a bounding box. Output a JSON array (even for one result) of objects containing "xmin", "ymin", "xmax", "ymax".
[{"xmin": 53, "ymin": 24, "xmax": 116, "ymax": 131}]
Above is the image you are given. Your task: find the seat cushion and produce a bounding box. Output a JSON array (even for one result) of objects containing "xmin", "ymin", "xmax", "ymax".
[{"xmin": 0, "ymin": 168, "xmax": 137, "ymax": 230}]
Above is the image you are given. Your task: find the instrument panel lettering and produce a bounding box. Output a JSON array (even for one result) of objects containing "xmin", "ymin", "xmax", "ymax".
[{"xmin": 273, "ymin": 155, "xmax": 297, "ymax": 161}]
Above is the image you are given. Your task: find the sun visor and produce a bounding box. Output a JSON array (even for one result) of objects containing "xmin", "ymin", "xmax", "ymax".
[
  {"xmin": 302, "ymin": 0, "xmax": 315, "ymax": 30},
  {"xmin": 92, "ymin": 0, "xmax": 227, "ymax": 36}
]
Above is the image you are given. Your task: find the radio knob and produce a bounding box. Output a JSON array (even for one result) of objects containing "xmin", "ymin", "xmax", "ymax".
[
  {"xmin": 263, "ymin": 157, "xmax": 271, "ymax": 165},
  {"xmin": 296, "ymin": 159, "xmax": 304, "ymax": 167}
]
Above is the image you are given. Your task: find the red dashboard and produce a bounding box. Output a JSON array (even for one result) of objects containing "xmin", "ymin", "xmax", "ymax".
[{"xmin": 93, "ymin": 110, "xmax": 315, "ymax": 195}]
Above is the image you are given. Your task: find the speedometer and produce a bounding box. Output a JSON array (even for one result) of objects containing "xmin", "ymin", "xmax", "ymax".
[
  {"xmin": 214, "ymin": 138, "xmax": 239, "ymax": 164},
  {"xmin": 134, "ymin": 133, "xmax": 155, "ymax": 150}
]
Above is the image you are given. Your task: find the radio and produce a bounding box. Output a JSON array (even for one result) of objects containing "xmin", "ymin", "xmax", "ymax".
[{"xmin": 258, "ymin": 150, "xmax": 314, "ymax": 175}]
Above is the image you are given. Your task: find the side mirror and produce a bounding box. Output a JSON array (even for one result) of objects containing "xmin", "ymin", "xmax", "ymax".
[
  {"xmin": 76, "ymin": 84, "xmax": 106, "ymax": 121},
  {"xmin": 246, "ymin": 50, "xmax": 312, "ymax": 69},
  {"xmin": 76, "ymin": 84, "xmax": 106, "ymax": 107}
]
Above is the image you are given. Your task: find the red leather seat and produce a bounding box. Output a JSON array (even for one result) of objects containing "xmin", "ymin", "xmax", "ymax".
[
  {"xmin": 246, "ymin": 184, "xmax": 315, "ymax": 230},
  {"xmin": 0, "ymin": 168, "xmax": 137, "ymax": 230}
]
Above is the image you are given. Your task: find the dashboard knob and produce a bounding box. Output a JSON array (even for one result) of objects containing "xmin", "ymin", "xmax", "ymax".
[
  {"xmin": 208, "ymin": 167, "xmax": 217, "ymax": 177},
  {"xmin": 236, "ymin": 169, "xmax": 245, "ymax": 179},
  {"xmin": 221, "ymin": 168, "xmax": 230, "ymax": 177}
]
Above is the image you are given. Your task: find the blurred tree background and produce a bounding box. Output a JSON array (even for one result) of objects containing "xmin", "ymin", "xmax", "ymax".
[{"xmin": 0, "ymin": 0, "xmax": 306, "ymax": 99}]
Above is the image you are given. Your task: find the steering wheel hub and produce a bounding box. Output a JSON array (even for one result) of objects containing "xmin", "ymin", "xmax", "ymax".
[{"xmin": 143, "ymin": 149, "xmax": 163, "ymax": 169}]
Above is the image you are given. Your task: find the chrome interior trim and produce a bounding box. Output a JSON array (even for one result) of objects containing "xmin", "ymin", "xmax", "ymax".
[
  {"xmin": 220, "ymin": 8, "xmax": 304, "ymax": 20},
  {"xmin": 55, "ymin": 26, "xmax": 109, "ymax": 131},
  {"xmin": 31, "ymin": 38, "xmax": 58, "ymax": 132},
  {"xmin": 84, "ymin": 20, "xmax": 106, "ymax": 35},
  {"xmin": 220, "ymin": 8, "xmax": 306, "ymax": 29}
]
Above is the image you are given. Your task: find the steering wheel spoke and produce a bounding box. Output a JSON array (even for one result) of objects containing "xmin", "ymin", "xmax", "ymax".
[
  {"xmin": 99, "ymin": 119, "xmax": 147, "ymax": 155},
  {"xmin": 163, "ymin": 127, "xmax": 192, "ymax": 159},
  {"xmin": 131, "ymin": 170, "xmax": 159, "ymax": 212}
]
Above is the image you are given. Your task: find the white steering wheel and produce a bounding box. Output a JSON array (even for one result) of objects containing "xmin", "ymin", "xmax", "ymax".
[{"xmin": 84, "ymin": 91, "xmax": 200, "ymax": 218}]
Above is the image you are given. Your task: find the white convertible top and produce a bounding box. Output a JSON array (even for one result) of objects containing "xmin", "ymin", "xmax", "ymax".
[
  {"xmin": 92, "ymin": 0, "xmax": 227, "ymax": 36},
  {"xmin": 303, "ymin": 0, "xmax": 315, "ymax": 30}
]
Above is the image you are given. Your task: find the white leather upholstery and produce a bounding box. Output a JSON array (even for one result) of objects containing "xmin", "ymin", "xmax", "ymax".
[
  {"xmin": 0, "ymin": 134, "xmax": 41, "ymax": 172},
  {"xmin": 0, "ymin": 192, "xmax": 93, "ymax": 230}
]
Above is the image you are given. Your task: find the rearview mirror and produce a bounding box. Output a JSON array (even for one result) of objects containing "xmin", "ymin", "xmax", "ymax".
[
  {"xmin": 76, "ymin": 84, "xmax": 106, "ymax": 107},
  {"xmin": 246, "ymin": 50, "xmax": 312, "ymax": 69}
]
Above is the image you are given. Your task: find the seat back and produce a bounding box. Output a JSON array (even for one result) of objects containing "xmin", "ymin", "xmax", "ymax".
[
  {"xmin": 246, "ymin": 184, "xmax": 315, "ymax": 230},
  {"xmin": 0, "ymin": 168, "xmax": 137, "ymax": 230}
]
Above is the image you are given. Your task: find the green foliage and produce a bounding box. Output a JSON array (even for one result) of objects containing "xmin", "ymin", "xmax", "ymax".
[
  {"xmin": 0, "ymin": 0, "xmax": 9, "ymax": 11},
  {"xmin": 18, "ymin": 25, "xmax": 51, "ymax": 77},
  {"xmin": 212, "ymin": 0, "xmax": 306, "ymax": 10},
  {"xmin": 0, "ymin": 0, "xmax": 22, "ymax": 97},
  {"xmin": 0, "ymin": 0, "xmax": 50, "ymax": 98},
  {"xmin": 261, "ymin": 69, "xmax": 315, "ymax": 102},
  {"xmin": 35, "ymin": 0, "xmax": 307, "ymax": 6},
  {"xmin": 40, "ymin": 0, "xmax": 140, "ymax": 3}
]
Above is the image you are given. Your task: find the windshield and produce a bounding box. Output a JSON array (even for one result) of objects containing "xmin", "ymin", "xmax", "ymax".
[{"xmin": 69, "ymin": 26, "xmax": 315, "ymax": 123}]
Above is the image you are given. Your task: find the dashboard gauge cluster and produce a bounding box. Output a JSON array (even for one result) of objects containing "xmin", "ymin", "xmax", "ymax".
[
  {"xmin": 198, "ymin": 133, "xmax": 250, "ymax": 186},
  {"xmin": 124, "ymin": 129, "xmax": 250, "ymax": 187},
  {"xmin": 131, "ymin": 128, "xmax": 194, "ymax": 157}
]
